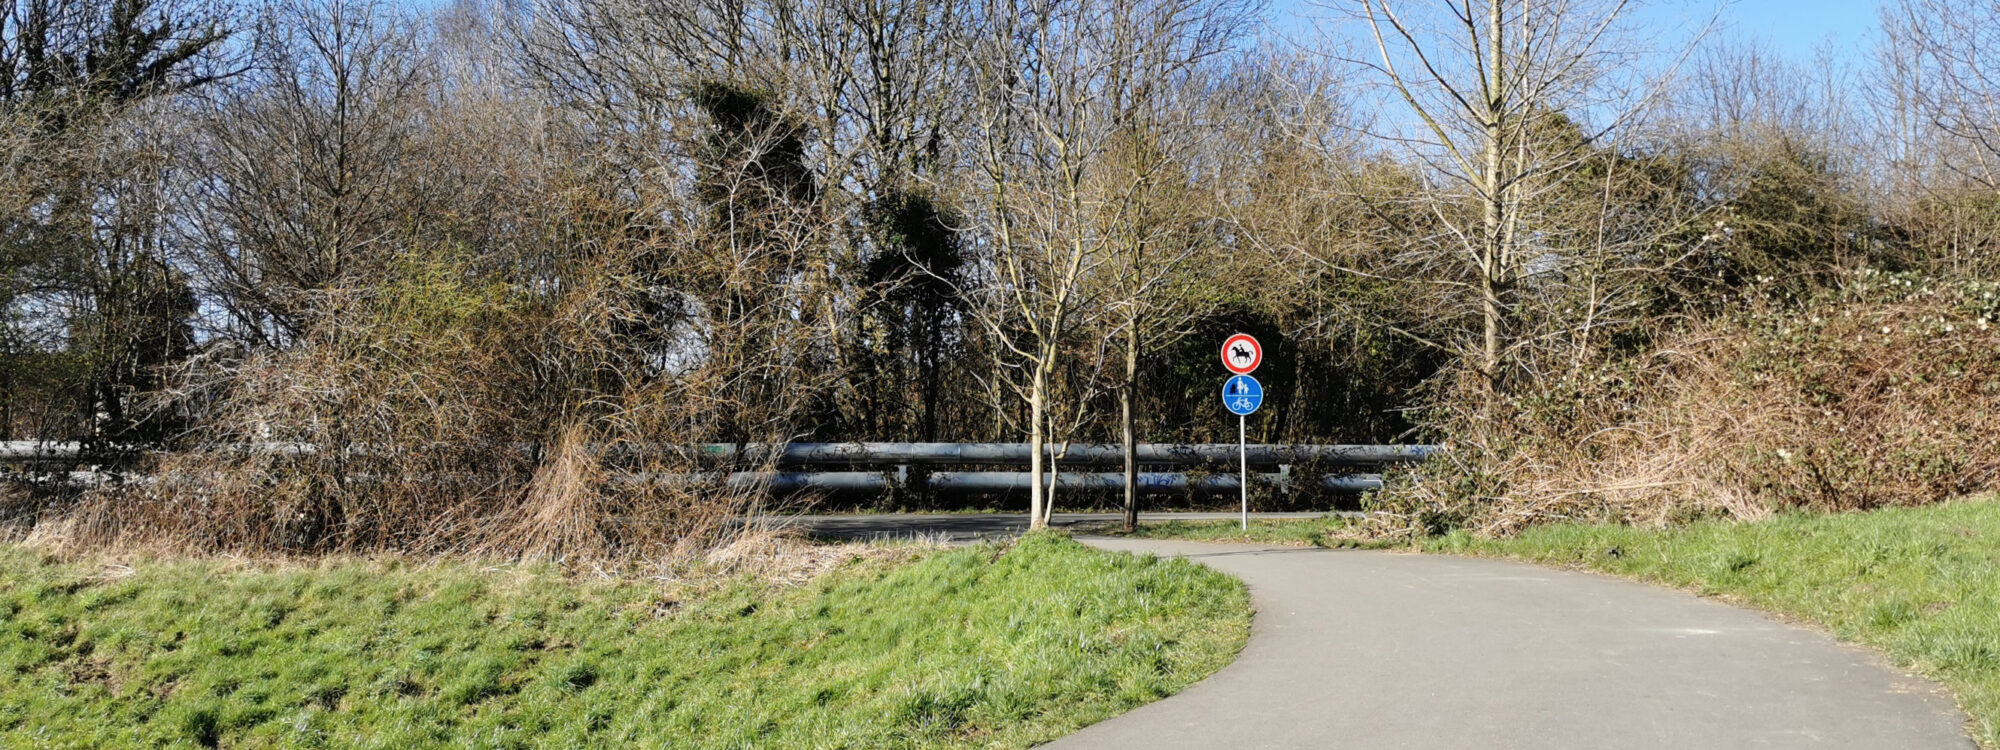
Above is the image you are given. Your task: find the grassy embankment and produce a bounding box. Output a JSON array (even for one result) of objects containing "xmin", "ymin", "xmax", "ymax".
[
  {"xmin": 0, "ymin": 534, "xmax": 1248, "ymax": 749},
  {"xmin": 1095, "ymin": 499, "xmax": 2000, "ymax": 746}
]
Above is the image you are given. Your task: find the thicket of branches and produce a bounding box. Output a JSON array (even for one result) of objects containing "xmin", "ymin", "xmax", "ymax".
[{"xmin": 9, "ymin": 0, "xmax": 2000, "ymax": 552}]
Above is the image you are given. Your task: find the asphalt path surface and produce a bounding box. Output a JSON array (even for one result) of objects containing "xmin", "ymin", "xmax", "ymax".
[
  {"xmin": 1054, "ymin": 539, "xmax": 1974, "ymax": 749},
  {"xmin": 774, "ymin": 515, "xmax": 1976, "ymax": 748}
]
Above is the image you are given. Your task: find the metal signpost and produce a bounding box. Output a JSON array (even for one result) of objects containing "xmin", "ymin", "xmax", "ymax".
[{"xmin": 1221, "ymin": 334, "xmax": 1263, "ymax": 529}]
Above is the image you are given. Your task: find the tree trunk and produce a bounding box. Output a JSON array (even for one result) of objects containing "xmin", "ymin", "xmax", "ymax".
[
  {"xmin": 1121, "ymin": 314, "xmax": 1139, "ymax": 532},
  {"xmin": 1479, "ymin": 0, "xmax": 1507, "ymax": 394},
  {"xmin": 1480, "ymin": 256, "xmax": 1501, "ymax": 387},
  {"xmin": 1028, "ymin": 360, "xmax": 1049, "ymax": 530}
]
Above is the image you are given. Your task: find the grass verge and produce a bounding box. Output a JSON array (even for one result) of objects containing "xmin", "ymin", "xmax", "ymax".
[
  {"xmin": 1421, "ymin": 498, "xmax": 2000, "ymax": 747},
  {"xmin": 0, "ymin": 533, "xmax": 1248, "ymax": 749}
]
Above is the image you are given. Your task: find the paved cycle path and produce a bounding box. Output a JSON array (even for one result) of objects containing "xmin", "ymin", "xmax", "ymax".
[{"xmin": 1052, "ymin": 538, "xmax": 1974, "ymax": 749}]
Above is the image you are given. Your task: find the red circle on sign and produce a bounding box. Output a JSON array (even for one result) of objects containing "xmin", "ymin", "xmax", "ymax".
[{"xmin": 1221, "ymin": 333, "xmax": 1262, "ymax": 375}]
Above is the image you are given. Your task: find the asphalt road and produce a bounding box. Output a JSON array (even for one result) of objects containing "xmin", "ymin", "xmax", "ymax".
[
  {"xmin": 758, "ymin": 512, "xmax": 1341, "ymax": 543},
  {"xmin": 1048, "ymin": 539, "xmax": 1975, "ymax": 749}
]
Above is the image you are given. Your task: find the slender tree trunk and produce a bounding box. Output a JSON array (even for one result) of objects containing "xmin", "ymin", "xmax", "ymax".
[
  {"xmin": 1480, "ymin": 254, "xmax": 1501, "ymax": 386},
  {"xmin": 1121, "ymin": 312, "xmax": 1139, "ymax": 531},
  {"xmin": 1479, "ymin": 0, "xmax": 1507, "ymax": 393},
  {"xmin": 1028, "ymin": 359, "xmax": 1049, "ymax": 530}
]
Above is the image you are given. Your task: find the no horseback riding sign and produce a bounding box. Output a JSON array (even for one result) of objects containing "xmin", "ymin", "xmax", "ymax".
[{"xmin": 1222, "ymin": 333, "xmax": 1261, "ymax": 375}]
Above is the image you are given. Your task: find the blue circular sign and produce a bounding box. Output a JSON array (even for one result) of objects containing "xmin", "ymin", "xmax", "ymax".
[{"xmin": 1222, "ymin": 375, "xmax": 1263, "ymax": 416}]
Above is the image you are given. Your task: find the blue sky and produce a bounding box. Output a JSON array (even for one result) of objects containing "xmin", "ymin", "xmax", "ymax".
[
  {"xmin": 1694, "ymin": 0, "xmax": 1882, "ymax": 62},
  {"xmin": 1266, "ymin": 0, "xmax": 1885, "ymax": 66},
  {"xmin": 399, "ymin": 0, "xmax": 1885, "ymax": 68}
]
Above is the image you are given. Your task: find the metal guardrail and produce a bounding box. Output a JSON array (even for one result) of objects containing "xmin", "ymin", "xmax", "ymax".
[
  {"xmin": 3, "ymin": 441, "xmax": 1437, "ymax": 464},
  {"xmin": 3, "ymin": 441, "xmax": 1434, "ymax": 494},
  {"xmin": 699, "ymin": 442, "xmax": 1437, "ymax": 466},
  {"xmin": 1, "ymin": 442, "xmax": 93, "ymax": 461},
  {"xmin": 691, "ymin": 471, "xmax": 1385, "ymax": 493}
]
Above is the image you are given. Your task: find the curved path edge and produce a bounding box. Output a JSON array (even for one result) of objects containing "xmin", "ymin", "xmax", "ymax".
[{"xmin": 1049, "ymin": 538, "xmax": 1974, "ymax": 749}]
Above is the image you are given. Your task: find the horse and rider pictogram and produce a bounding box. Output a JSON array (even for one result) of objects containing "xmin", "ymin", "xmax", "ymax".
[{"xmin": 1221, "ymin": 333, "xmax": 1262, "ymax": 375}]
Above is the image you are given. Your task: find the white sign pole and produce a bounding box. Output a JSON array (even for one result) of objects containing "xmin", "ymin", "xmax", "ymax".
[
  {"xmin": 1239, "ymin": 414, "xmax": 1248, "ymax": 530},
  {"xmin": 1222, "ymin": 333, "xmax": 1263, "ymax": 532}
]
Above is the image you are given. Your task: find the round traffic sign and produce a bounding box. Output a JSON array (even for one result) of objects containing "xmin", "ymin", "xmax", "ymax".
[
  {"xmin": 1222, "ymin": 333, "xmax": 1262, "ymax": 375},
  {"xmin": 1222, "ymin": 375, "xmax": 1263, "ymax": 415}
]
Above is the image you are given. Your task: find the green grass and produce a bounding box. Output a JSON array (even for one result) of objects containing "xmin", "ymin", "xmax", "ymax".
[
  {"xmin": 1079, "ymin": 515, "xmax": 1389, "ymax": 548},
  {"xmin": 0, "ymin": 534, "xmax": 1249, "ymax": 749},
  {"xmin": 1421, "ymin": 498, "xmax": 2000, "ymax": 747}
]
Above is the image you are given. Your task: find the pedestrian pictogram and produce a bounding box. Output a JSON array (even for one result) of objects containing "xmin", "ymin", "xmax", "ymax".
[
  {"xmin": 1222, "ymin": 333, "xmax": 1262, "ymax": 375},
  {"xmin": 1223, "ymin": 375, "xmax": 1263, "ymax": 416}
]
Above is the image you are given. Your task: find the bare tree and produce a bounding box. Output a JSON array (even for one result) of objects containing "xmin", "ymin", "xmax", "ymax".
[
  {"xmin": 1328, "ymin": 0, "xmax": 1706, "ymax": 392},
  {"xmin": 1875, "ymin": 0, "xmax": 2000, "ymax": 276},
  {"xmin": 1091, "ymin": 17, "xmax": 1258, "ymax": 530},
  {"xmin": 951, "ymin": 0, "xmax": 1110, "ymax": 527},
  {"xmin": 1882, "ymin": 0, "xmax": 2000, "ymax": 189},
  {"xmin": 956, "ymin": 0, "xmax": 1256, "ymax": 528},
  {"xmin": 177, "ymin": 0, "xmax": 431, "ymax": 346}
]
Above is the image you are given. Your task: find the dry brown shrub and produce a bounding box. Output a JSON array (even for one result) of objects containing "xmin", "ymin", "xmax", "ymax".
[
  {"xmin": 1383, "ymin": 269, "xmax": 2000, "ymax": 536},
  {"xmin": 60, "ymin": 189, "xmax": 835, "ymax": 561}
]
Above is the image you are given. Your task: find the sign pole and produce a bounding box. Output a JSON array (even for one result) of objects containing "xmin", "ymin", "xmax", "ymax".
[
  {"xmin": 1239, "ymin": 413, "xmax": 1248, "ymax": 530},
  {"xmin": 1221, "ymin": 333, "xmax": 1264, "ymax": 533}
]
